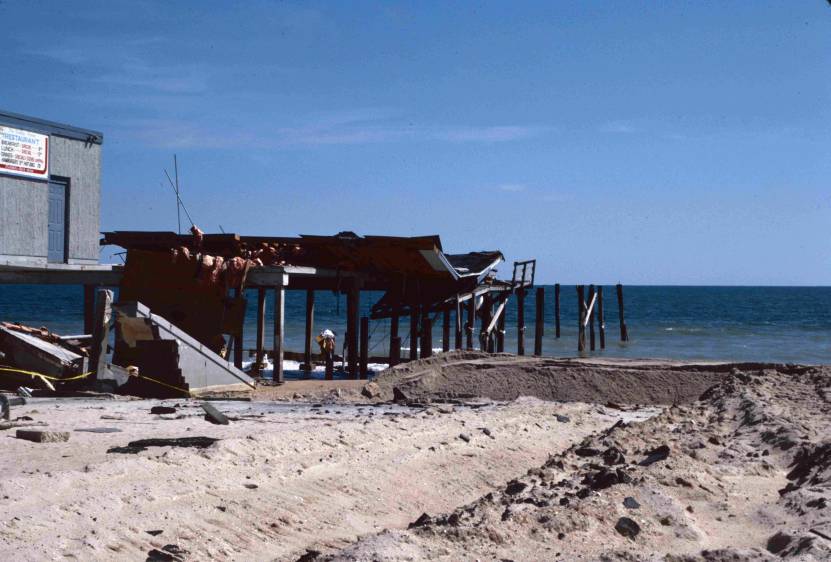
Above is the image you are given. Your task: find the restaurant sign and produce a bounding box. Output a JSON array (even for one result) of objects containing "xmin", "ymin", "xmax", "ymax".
[{"xmin": 0, "ymin": 125, "xmax": 49, "ymax": 180}]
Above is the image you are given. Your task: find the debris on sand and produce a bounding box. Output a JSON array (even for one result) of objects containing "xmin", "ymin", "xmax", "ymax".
[
  {"xmin": 16, "ymin": 429, "xmax": 70, "ymax": 443},
  {"xmin": 107, "ymin": 436, "xmax": 219, "ymax": 454}
]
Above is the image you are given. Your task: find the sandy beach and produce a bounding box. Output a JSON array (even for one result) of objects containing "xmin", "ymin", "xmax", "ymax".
[{"xmin": 0, "ymin": 352, "xmax": 828, "ymax": 561}]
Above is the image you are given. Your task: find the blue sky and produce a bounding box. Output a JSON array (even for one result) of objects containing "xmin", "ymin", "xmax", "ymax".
[{"xmin": 2, "ymin": 1, "xmax": 829, "ymax": 284}]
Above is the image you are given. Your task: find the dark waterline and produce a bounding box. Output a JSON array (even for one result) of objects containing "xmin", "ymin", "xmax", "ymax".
[{"xmin": 1, "ymin": 285, "xmax": 829, "ymax": 364}]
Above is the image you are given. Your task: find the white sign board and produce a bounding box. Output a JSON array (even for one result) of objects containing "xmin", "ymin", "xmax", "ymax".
[{"xmin": 0, "ymin": 125, "xmax": 49, "ymax": 180}]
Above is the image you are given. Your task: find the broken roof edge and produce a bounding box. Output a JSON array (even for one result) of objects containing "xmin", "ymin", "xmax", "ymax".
[{"xmin": 100, "ymin": 230, "xmax": 505, "ymax": 282}]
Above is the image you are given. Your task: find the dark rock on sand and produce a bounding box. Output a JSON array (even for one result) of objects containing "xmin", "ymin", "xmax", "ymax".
[
  {"xmin": 640, "ymin": 444, "xmax": 671, "ymax": 466},
  {"xmin": 623, "ymin": 496, "xmax": 641, "ymax": 509},
  {"xmin": 615, "ymin": 516, "xmax": 641, "ymax": 539},
  {"xmin": 150, "ymin": 406, "xmax": 176, "ymax": 415}
]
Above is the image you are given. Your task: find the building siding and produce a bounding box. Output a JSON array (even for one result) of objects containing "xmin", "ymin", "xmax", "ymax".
[{"xmin": 0, "ymin": 127, "xmax": 101, "ymax": 265}]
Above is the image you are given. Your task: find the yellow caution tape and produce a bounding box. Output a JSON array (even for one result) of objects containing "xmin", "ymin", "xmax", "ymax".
[
  {"xmin": 128, "ymin": 372, "xmax": 192, "ymax": 396},
  {"xmin": 0, "ymin": 366, "xmax": 191, "ymax": 396},
  {"xmin": 0, "ymin": 366, "xmax": 93, "ymax": 382}
]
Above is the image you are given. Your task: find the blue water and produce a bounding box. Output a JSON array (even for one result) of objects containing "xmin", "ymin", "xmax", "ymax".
[{"xmin": 1, "ymin": 285, "xmax": 829, "ymax": 364}]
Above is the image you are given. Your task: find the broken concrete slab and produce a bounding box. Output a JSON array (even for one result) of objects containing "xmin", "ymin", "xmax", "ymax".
[
  {"xmin": 201, "ymin": 403, "xmax": 229, "ymax": 425},
  {"xmin": 16, "ymin": 429, "xmax": 70, "ymax": 443}
]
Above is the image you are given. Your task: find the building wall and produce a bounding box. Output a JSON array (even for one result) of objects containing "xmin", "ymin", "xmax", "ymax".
[
  {"xmin": 0, "ymin": 131, "xmax": 101, "ymax": 265},
  {"xmin": 51, "ymin": 136, "xmax": 101, "ymax": 264}
]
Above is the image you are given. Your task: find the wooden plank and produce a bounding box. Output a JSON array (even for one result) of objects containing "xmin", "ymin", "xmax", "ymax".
[
  {"xmin": 534, "ymin": 286, "xmax": 544, "ymax": 356},
  {"xmin": 359, "ymin": 316, "xmax": 369, "ymax": 379},
  {"xmin": 273, "ymin": 286, "xmax": 285, "ymax": 383},
  {"xmin": 303, "ymin": 289, "xmax": 315, "ymax": 373},
  {"xmin": 255, "ymin": 288, "xmax": 266, "ymax": 374}
]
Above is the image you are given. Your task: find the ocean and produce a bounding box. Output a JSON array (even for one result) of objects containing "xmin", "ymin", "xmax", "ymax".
[{"xmin": 1, "ymin": 285, "xmax": 829, "ymax": 365}]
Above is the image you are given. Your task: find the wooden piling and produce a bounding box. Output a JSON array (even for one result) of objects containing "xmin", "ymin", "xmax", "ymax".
[
  {"xmin": 517, "ymin": 288, "xmax": 526, "ymax": 355},
  {"xmin": 389, "ymin": 313, "xmax": 400, "ymax": 366},
  {"xmin": 480, "ymin": 294, "xmax": 493, "ymax": 352},
  {"xmin": 442, "ymin": 309, "xmax": 450, "ymax": 352},
  {"xmin": 420, "ymin": 308, "xmax": 432, "ymax": 358},
  {"xmin": 454, "ymin": 299, "xmax": 463, "ymax": 350},
  {"xmin": 577, "ymin": 285, "xmax": 586, "ymax": 353},
  {"xmin": 616, "ymin": 283, "xmax": 629, "ymax": 342},
  {"xmin": 233, "ymin": 287, "xmax": 243, "ymax": 369},
  {"xmin": 346, "ymin": 285, "xmax": 360, "ymax": 379},
  {"xmin": 303, "ymin": 289, "xmax": 314, "ymax": 374},
  {"xmin": 273, "ymin": 285, "xmax": 285, "ymax": 383},
  {"xmin": 466, "ymin": 298, "xmax": 475, "ymax": 350},
  {"xmin": 598, "ymin": 286, "xmax": 606, "ymax": 349},
  {"xmin": 83, "ymin": 285, "xmax": 96, "ymax": 335},
  {"xmin": 409, "ymin": 305, "xmax": 419, "ymax": 360},
  {"xmin": 89, "ymin": 289, "xmax": 113, "ymax": 381},
  {"xmin": 359, "ymin": 316, "xmax": 369, "ymax": 379},
  {"xmin": 554, "ymin": 283, "xmax": 561, "ymax": 338},
  {"xmin": 496, "ymin": 304, "xmax": 506, "ymax": 352},
  {"xmin": 588, "ymin": 285, "xmax": 596, "ymax": 351},
  {"xmin": 255, "ymin": 288, "xmax": 266, "ymax": 375},
  {"xmin": 534, "ymin": 286, "xmax": 544, "ymax": 356}
]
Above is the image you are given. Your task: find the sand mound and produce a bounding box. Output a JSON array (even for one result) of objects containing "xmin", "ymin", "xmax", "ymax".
[
  {"xmin": 319, "ymin": 363, "xmax": 831, "ymax": 561},
  {"xmin": 371, "ymin": 351, "xmax": 737, "ymax": 405}
]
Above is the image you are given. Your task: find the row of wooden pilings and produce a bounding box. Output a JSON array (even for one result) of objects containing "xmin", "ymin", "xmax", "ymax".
[{"xmin": 241, "ymin": 283, "xmax": 630, "ymax": 381}]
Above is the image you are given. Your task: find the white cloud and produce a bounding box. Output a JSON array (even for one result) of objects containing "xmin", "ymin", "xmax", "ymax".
[
  {"xmin": 496, "ymin": 183, "xmax": 527, "ymax": 192},
  {"xmin": 599, "ymin": 120, "xmax": 639, "ymax": 134}
]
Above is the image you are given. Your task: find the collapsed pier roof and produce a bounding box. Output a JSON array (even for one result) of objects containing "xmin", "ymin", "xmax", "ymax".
[{"xmin": 101, "ymin": 230, "xmax": 503, "ymax": 283}]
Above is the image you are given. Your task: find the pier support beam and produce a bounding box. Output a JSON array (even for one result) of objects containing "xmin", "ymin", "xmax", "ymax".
[
  {"xmin": 420, "ymin": 308, "xmax": 432, "ymax": 358},
  {"xmin": 496, "ymin": 303, "xmax": 506, "ymax": 352},
  {"xmin": 517, "ymin": 288, "xmax": 526, "ymax": 356},
  {"xmin": 588, "ymin": 285, "xmax": 596, "ymax": 351},
  {"xmin": 454, "ymin": 299, "xmax": 463, "ymax": 350},
  {"xmin": 466, "ymin": 297, "xmax": 475, "ymax": 350},
  {"xmin": 346, "ymin": 283, "xmax": 360, "ymax": 379},
  {"xmin": 303, "ymin": 289, "xmax": 315, "ymax": 374},
  {"xmin": 83, "ymin": 285, "xmax": 96, "ymax": 335},
  {"xmin": 255, "ymin": 288, "xmax": 266, "ymax": 374},
  {"xmin": 409, "ymin": 304, "xmax": 419, "ymax": 360},
  {"xmin": 389, "ymin": 312, "xmax": 400, "ymax": 366},
  {"xmin": 534, "ymin": 286, "xmax": 544, "ymax": 356},
  {"xmin": 442, "ymin": 309, "xmax": 450, "ymax": 352},
  {"xmin": 271, "ymin": 273, "xmax": 288, "ymax": 384},
  {"xmin": 598, "ymin": 286, "xmax": 606, "ymax": 350},
  {"xmin": 577, "ymin": 285, "xmax": 586, "ymax": 353},
  {"xmin": 89, "ymin": 289, "xmax": 113, "ymax": 382},
  {"xmin": 480, "ymin": 294, "xmax": 492, "ymax": 352},
  {"xmin": 616, "ymin": 283, "xmax": 629, "ymax": 342},
  {"xmin": 233, "ymin": 287, "xmax": 243, "ymax": 369},
  {"xmin": 554, "ymin": 283, "xmax": 561, "ymax": 339},
  {"xmin": 359, "ymin": 316, "xmax": 369, "ymax": 379}
]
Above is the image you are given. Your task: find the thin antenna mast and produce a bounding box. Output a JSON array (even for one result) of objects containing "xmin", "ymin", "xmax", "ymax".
[{"xmin": 173, "ymin": 154, "xmax": 182, "ymax": 234}]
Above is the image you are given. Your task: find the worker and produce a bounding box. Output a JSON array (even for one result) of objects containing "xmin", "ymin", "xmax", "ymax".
[{"xmin": 315, "ymin": 329, "xmax": 336, "ymax": 380}]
